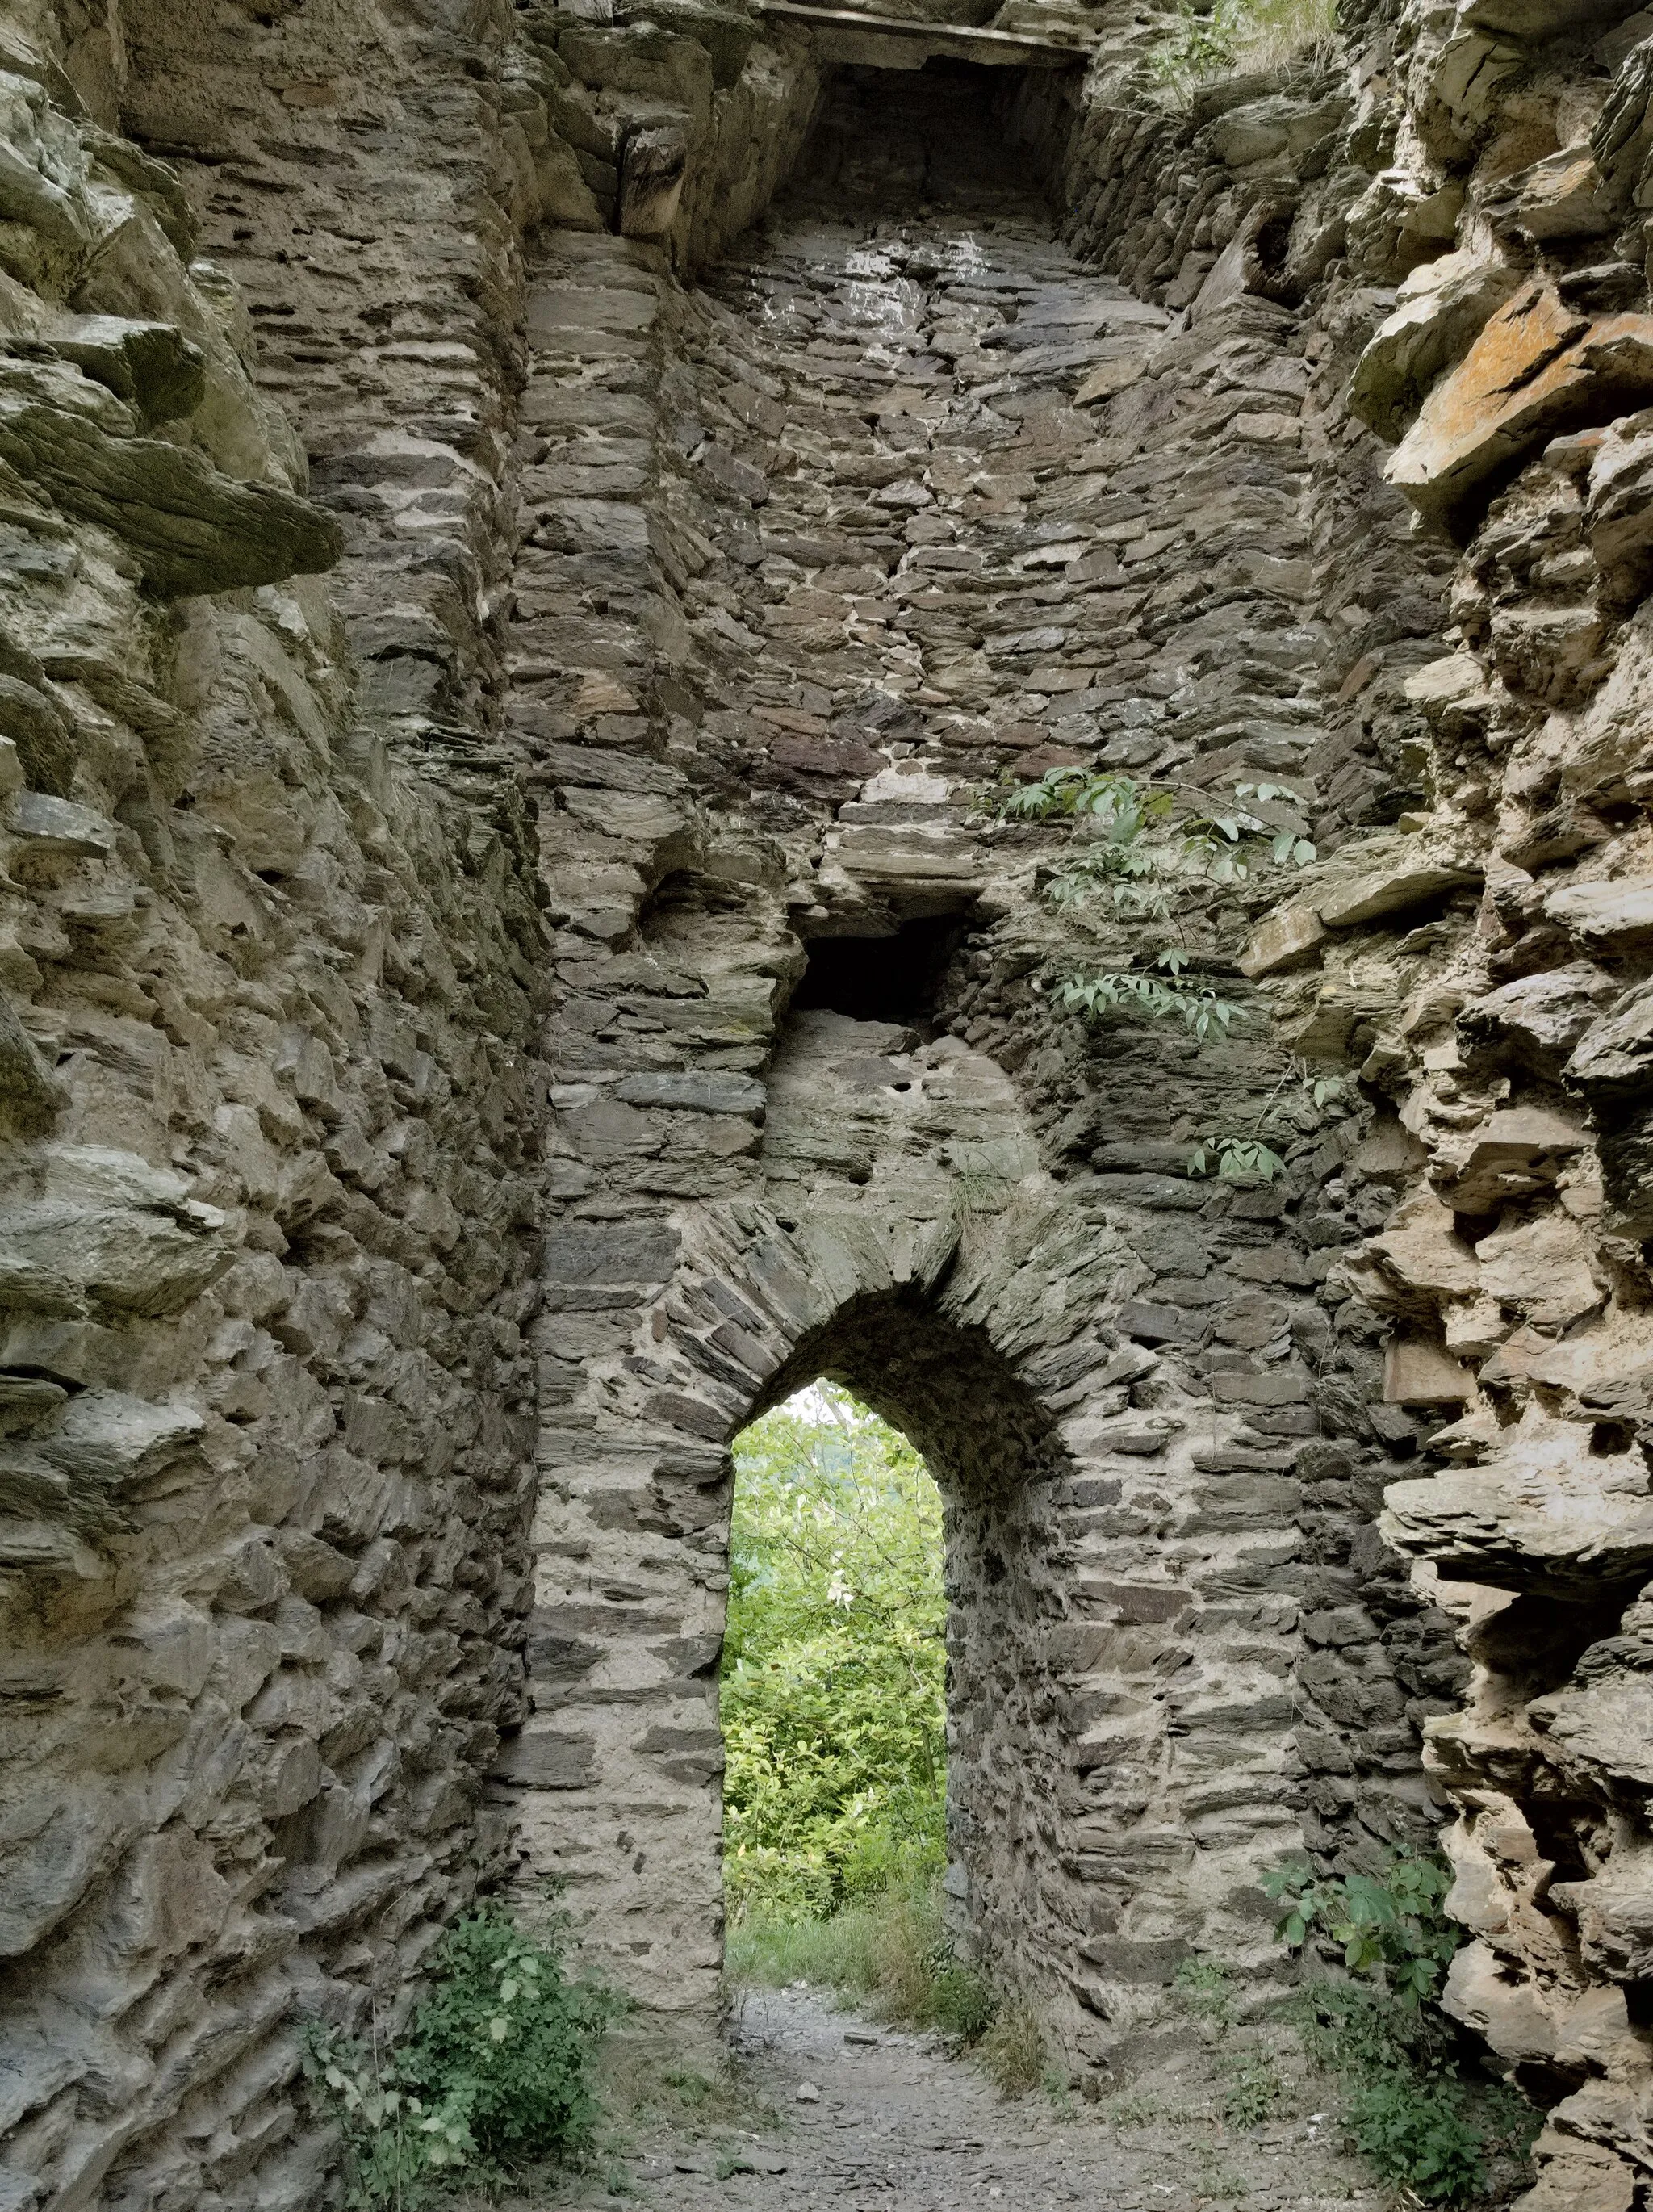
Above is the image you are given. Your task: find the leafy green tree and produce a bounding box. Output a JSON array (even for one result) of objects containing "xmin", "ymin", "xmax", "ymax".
[{"xmin": 722, "ymin": 1385, "xmax": 947, "ymax": 1917}]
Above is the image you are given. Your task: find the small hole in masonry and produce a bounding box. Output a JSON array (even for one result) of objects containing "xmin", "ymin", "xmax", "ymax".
[{"xmin": 792, "ymin": 915, "xmax": 969, "ymax": 1028}]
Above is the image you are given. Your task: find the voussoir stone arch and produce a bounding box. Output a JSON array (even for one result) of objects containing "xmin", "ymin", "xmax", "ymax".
[{"xmin": 513, "ymin": 1165, "xmax": 1320, "ymax": 2059}]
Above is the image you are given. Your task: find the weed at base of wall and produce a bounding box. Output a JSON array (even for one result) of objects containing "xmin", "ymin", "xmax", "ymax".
[
  {"xmin": 302, "ymin": 1901, "xmax": 619, "ymax": 2210},
  {"xmin": 1262, "ymin": 1854, "xmax": 1541, "ymax": 2205}
]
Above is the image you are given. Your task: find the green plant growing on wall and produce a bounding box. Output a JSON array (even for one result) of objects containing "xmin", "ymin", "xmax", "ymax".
[
  {"xmin": 1264, "ymin": 1852, "xmax": 1539, "ymax": 2205},
  {"xmin": 1265, "ymin": 1853, "xmax": 1460, "ymax": 2002},
  {"xmin": 1186, "ymin": 1133, "xmax": 1289, "ymax": 1183},
  {"xmin": 1186, "ymin": 1061, "xmax": 1349, "ymax": 1183},
  {"xmin": 302, "ymin": 1902, "xmax": 616, "ymax": 2209},
  {"xmin": 1146, "ymin": 0, "xmax": 1338, "ymax": 103},
  {"xmin": 996, "ymin": 767, "xmax": 1316, "ymax": 1046},
  {"xmin": 1054, "ymin": 950, "xmax": 1242, "ymax": 1041},
  {"xmin": 1000, "ymin": 767, "xmax": 1316, "ymax": 890}
]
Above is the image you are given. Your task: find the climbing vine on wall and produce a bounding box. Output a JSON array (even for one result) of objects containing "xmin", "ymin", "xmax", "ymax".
[{"xmin": 994, "ymin": 765, "xmax": 1317, "ymax": 1050}]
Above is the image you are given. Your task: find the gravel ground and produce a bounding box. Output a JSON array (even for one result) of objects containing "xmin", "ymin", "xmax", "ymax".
[{"xmin": 529, "ymin": 1984, "xmax": 1387, "ymax": 2212}]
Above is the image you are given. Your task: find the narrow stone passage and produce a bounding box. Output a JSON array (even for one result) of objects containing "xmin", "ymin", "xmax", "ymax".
[
  {"xmin": 522, "ymin": 48, "xmax": 1337, "ymax": 2048},
  {"xmin": 538, "ymin": 1988, "xmax": 1379, "ymax": 2212}
]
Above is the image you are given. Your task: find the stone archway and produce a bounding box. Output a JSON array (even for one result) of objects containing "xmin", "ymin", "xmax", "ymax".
[
  {"xmin": 511, "ymin": 989, "xmax": 1333, "ymax": 2056},
  {"xmin": 517, "ymin": 1176, "xmax": 1086, "ymax": 2035},
  {"xmin": 751, "ymin": 1288, "xmax": 1086, "ymax": 2005}
]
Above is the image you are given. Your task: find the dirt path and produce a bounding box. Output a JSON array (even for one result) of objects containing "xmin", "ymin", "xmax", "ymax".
[{"xmin": 537, "ymin": 1986, "xmax": 1383, "ymax": 2212}]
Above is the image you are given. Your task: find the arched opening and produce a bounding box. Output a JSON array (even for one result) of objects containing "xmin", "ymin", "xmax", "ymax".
[
  {"xmin": 711, "ymin": 1292, "xmax": 1076, "ymax": 2019},
  {"xmin": 721, "ymin": 1383, "xmax": 949, "ymax": 2003}
]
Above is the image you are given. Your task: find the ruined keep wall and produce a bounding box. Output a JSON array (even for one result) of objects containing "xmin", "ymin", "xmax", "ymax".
[
  {"xmin": 1052, "ymin": 3, "xmax": 1653, "ymax": 2205},
  {"xmin": 512, "ymin": 8, "xmax": 1653, "ymax": 2199},
  {"xmin": 10, "ymin": 0, "xmax": 1653, "ymax": 2199},
  {"xmin": 508, "ymin": 60, "xmax": 1438, "ymax": 2072}
]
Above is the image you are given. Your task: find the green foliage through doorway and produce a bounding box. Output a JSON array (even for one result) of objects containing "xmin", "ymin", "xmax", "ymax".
[{"xmin": 721, "ymin": 1384, "xmax": 947, "ymax": 1920}]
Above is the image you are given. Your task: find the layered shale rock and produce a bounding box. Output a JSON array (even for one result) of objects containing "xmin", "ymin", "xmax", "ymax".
[{"xmin": 8, "ymin": 0, "xmax": 1653, "ymax": 2201}]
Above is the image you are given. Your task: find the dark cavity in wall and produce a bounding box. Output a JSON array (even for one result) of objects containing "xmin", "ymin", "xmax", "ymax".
[
  {"xmin": 797, "ymin": 60, "xmax": 1070, "ymax": 210},
  {"xmin": 791, "ymin": 915, "xmax": 971, "ymax": 1028}
]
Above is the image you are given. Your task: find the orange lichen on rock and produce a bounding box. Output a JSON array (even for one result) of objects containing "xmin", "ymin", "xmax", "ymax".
[{"xmin": 1389, "ymin": 280, "xmax": 1653, "ymax": 526}]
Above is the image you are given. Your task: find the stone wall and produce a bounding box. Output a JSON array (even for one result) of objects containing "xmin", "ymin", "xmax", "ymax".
[
  {"xmin": 10, "ymin": 0, "xmax": 1653, "ymax": 2198},
  {"xmin": 0, "ymin": 3, "xmax": 550, "ymax": 2205},
  {"xmin": 504, "ymin": 61, "xmax": 1442, "ymax": 2076}
]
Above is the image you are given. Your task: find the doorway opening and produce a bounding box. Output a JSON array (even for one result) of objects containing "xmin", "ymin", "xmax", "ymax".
[{"xmin": 720, "ymin": 1383, "xmax": 995, "ymax": 2034}]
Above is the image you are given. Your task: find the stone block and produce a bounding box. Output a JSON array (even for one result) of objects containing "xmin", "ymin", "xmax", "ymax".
[
  {"xmin": 48, "ymin": 314, "xmax": 207, "ymax": 423},
  {"xmin": 1116, "ymin": 1298, "xmax": 1204, "ymax": 1347},
  {"xmin": 1475, "ymin": 1210, "xmax": 1601, "ymax": 1325},
  {"xmin": 1459, "ymin": 963, "xmax": 1617, "ymax": 1079},
  {"xmin": 1366, "ymin": 1188, "xmax": 1481, "ymax": 1308},
  {"xmin": 1211, "ymin": 1366, "xmax": 1312, "ymax": 1406},
  {"xmin": 1179, "ymin": 1473, "xmax": 1304, "ymax": 1528},
  {"xmin": 1588, "ymin": 423, "xmax": 1653, "ymax": 597},
  {"xmin": 1350, "ymin": 250, "xmax": 1523, "ymax": 442},
  {"xmin": 616, "ymin": 1070, "xmax": 766, "ymax": 1114},
  {"xmin": 1239, "ymin": 903, "xmax": 1327, "ymax": 978},
  {"xmin": 642, "ymin": 1388, "xmax": 730, "ymax": 1440},
  {"xmin": 494, "ymin": 1729, "xmax": 599, "ymax": 1789},
  {"xmin": 542, "ymin": 1220, "xmax": 680, "ymax": 1284},
  {"xmin": 620, "ymin": 123, "xmax": 688, "ymax": 239},
  {"xmin": 1387, "ymin": 282, "xmax": 1653, "ymax": 526},
  {"xmin": 1516, "ymin": 2148, "xmax": 1637, "ymax": 2212},
  {"xmin": 1483, "ymin": 146, "xmax": 1613, "ymax": 244},
  {"xmin": 0, "ymin": 367, "xmax": 341, "ymax": 597},
  {"xmin": 1075, "ymin": 1936, "xmax": 1193, "ymax": 1983},
  {"xmin": 1383, "ymin": 1336, "xmax": 1475, "ymax": 1404},
  {"xmin": 1080, "ymin": 1580, "xmax": 1196, "ymax": 1626},
  {"xmin": 1317, "ymin": 851, "xmax": 1482, "ymax": 928},
  {"xmin": 5, "ymin": 790, "xmax": 115, "ymax": 859},
  {"xmin": 1094, "ymin": 1174, "xmax": 1207, "ymax": 1212},
  {"xmin": 1432, "ymin": 1107, "xmax": 1588, "ymax": 1213},
  {"xmin": 1567, "ymin": 981, "xmax": 1653, "ymax": 1102},
  {"xmin": 1545, "ymin": 878, "xmax": 1653, "ymax": 951},
  {"xmin": 1082, "ymin": 1414, "xmax": 1184, "ymax": 1455}
]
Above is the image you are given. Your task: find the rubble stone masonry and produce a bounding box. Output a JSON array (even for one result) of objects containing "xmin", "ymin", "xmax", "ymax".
[{"xmin": 6, "ymin": 0, "xmax": 1653, "ymax": 2203}]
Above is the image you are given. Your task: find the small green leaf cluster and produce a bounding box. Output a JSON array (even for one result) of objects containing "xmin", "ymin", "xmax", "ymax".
[
  {"xmin": 1173, "ymin": 1953, "xmax": 1237, "ymax": 2030},
  {"xmin": 1056, "ymin": 960, "xmax": 1241, "ymax": 1041},
  {"xmin": 1186, "ymin": 1061, "xmax": 1351, "ymax": 1182},
  {"xmin": 301, "ymin": 1904, "xmax": 616, "ymax": 2209},
  {"xmin": 997, "ymin": 765, "xmax": 1316, "ymax": 899},
  {"xmin": 1187, "ymin": 1135, "xmax": 1287, "ymax": 1184},
  {"xmin": 1345, "ymin": 2068, "xmax": 1488, "ymax": 2203},
  {"xmin": 1224, "ymin": 2054, "xmax": 1284, "ymax": 2129},
  {"xmin": 996, "ymin": 767, "xmax": 1317, "ymax": 1051},
  {"xmin": 1264, "ymin": 1853, "xmax": 1458, "ymax": 2005}
]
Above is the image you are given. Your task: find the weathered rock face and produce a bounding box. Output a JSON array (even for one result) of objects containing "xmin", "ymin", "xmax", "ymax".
[{"xmin": 9, "ymin": 0, "xmax": 1653, "ymax": 2197}]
